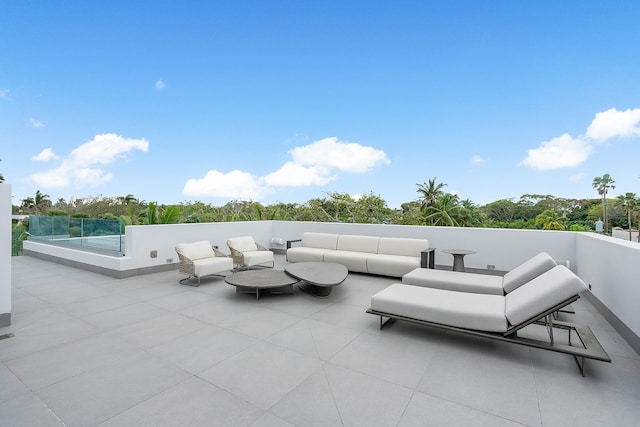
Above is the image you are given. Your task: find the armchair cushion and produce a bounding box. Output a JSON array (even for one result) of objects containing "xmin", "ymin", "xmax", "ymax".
[{"xmin": 227, "ymin": 236, "xmax": 258, "ymax": 252}]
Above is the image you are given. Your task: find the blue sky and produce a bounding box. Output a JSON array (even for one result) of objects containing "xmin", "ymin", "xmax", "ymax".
[{"xmin": 2, "ymin": 1, "xmax": 639, "ymax": 209}]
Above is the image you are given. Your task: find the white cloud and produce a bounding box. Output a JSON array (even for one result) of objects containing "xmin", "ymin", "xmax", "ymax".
[
  {"xmin": 471, "ymin": 155, "xmax": 487, "ymax": 165},
  {"xmin": 291, "ymin": 137, "xmax": 390, "ymax": 172},
  {"xmin": 182, "ymin": 169, "xmax": 273, "ymax": 199},
  {"xmin": 155, "ymin": 79, "xmax": 166, "ymax": 90},
  {"xmin": 30, "ymin": 133, "xmax": 149, "ymax": 189},
  {"xmin": 263, "ymin": 162, "xmax": 336, "ymax": 187},
  {"xmin": 32, "ymin": 148, "xmax": 59, "ymax": 161},
  {"xmin": 585, "ymin": 108, "xmax": 640, "ymax": 141},
  {"xmin": 183, "ymin": 136, "xmax": 390, "ymax": 200},
  {"xmin": 27, "ymin": 118, "xmax": 44, "ymax": 128},
  {"xmin": 519, "ymin": 133, "xmax": 593, "ymax": 170},
  {"xmin": 0, "ymin": 89, "xmax": 10, "ymax": 99}
]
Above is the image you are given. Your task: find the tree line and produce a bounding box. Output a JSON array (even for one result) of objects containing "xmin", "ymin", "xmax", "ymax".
[{"xmin": 11, "ymin": 175, "xmax": 640, "ymax": 234}]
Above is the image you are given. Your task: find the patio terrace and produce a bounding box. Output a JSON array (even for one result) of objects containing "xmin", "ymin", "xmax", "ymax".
[{"xmin": 1, "ymin": 253, "xmax": 639, "ymax": 426}]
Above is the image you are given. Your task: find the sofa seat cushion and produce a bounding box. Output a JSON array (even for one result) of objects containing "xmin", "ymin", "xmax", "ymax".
[
  {"xmin": 176, "ymin": 241, "xmax": 215, "ymax": 261},
  {"xmin": 324, "ymin": 250, "xmax": 369, "ymax": 273},
  {"xmin": 287, "ymin": 247, "xmax": 329, "ymax": 263},
  {"xmin": 336, "ymin": 235, "xmax": 379, "ymax": 254},
  {"xmin": 302, "ymin": 232, "xmax": 339, "ymax": 250},
  {"xmin": 377, "ymin": 237, "xmax": 429, "ymax": 257},
  {"xmin": 402, "ymin": 268, "xmax": 504, "ymax": 295},
  {"xmin": 241, "ymin": 250, "xmax": 274, "ymax": 266},
  {"xmin": 371, "ymin": 284, "xmax": 507, "ymax": 333},
  {"xmin": 367, "ymin": 255, "xmax": 421, "ymax": 277},
  {"xmin": 505, "ymin": 265, "xmax": 587, "ymax": 326},
  {"xmin": 502, "ymin": 252, "xmax": 557, "ymax": 294},
  {"xmin": 193, "ymin": 256, "xmax": 233, "ymax": 277}
]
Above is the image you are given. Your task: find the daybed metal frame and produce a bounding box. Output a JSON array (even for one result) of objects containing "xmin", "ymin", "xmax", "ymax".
[{"xmin": 366, "ymin": 294, "xmax": 611, "ymax": 376}]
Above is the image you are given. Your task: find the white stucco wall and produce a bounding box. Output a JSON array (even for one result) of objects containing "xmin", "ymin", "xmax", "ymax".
[
  {"xmin": 575, "ymin": 233, "xmax": 640, "ymax": 342},
  {"xmin": 1, "ymin": 185, "xmax": 12, "ymax": 325}
]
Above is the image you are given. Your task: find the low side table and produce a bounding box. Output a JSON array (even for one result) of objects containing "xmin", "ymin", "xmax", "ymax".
[
  {"xmin": 225, "ymin": 269, "xmax": 300, "ymax": 300},
  {"xmin": 442, "ymin": 249, "xmax": 477, "ymax": 272}
]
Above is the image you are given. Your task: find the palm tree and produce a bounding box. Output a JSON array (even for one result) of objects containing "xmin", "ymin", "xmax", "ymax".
[
  {"xmin": 0, "ymin": 158, "xmax": 4, "ymax": 183},
  {"xmin": 617, "ymin": 192, "xmax": 638, "ymax": 241},
  {"xmin": 416, "ymin": 178, "xmax": 447, "ymax": 224},
  {"xmin": 592, "ymin": 174, "xmax": 615, "ymax": 234},
  {"xmin": 422, "ymin": 193, "xmax": 462, "ymax": 226},
  {"xmin": 535, "ymin": 210, "xmax": 566, "ymax": 230}
]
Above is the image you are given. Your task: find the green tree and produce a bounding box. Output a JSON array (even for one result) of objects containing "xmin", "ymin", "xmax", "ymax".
[
  {"xmin": 0, "ymin": 158, "xmax": 4, "ymax": 183},
  {"xmin": 416, "ymin": 178, "xmax": 447, "ymax": 211},
  {"xmin": 534, "ymin": 210, "xmax": 566, "ymax": 230},
  {"xmin": 592, "ymin": 174, "xmax": 615, "ymax": 233},
  {"xmin": 422, "ymin": 193, "xmax": 462, "ymax": 226},
  {"xmin": 617, "ymin": 192, "xmax": 638, "ymax": 240}
]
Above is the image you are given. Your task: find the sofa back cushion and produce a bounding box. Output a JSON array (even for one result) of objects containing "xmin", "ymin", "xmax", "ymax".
[
  {"xmin": 505, "ymin": 265, "xmax": 586, "ymax": 326},
  {"xmin": 176, "ymin": 241, "xmax": 215, "ymax": 261},
  {"xmin": 302, "ymin": 232, "xmax": 339, "ymax": 250},
  {"xmin": 227, "ymin": 236, "xmax": 258, "ymax": 252},
  {"xmin": 336, "ymin": 235, "xmax": 379, "ymax": 254},
  {"xmin": 378, "ymin": 237, "xmax": 429, "ymax": 257},
  {"xmin": 502, "ymin": 252, "xmax": 558, "ymax": 293}
]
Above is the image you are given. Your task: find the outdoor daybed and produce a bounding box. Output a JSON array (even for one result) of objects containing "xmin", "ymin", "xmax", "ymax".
[
  {"xmin": 286, "ymin": 232, "xmax": 430, "ymax": 277},
  {"xmin": 367, "ymin": 265, "xmax": 611, "ymax": 375},
  {"xmin": 402, "ymin": 252, "xmax": 558, "ymax": 295}
]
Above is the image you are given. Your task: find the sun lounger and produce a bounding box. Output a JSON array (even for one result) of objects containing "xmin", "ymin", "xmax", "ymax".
[
  {"xmin": 367, "ymin": 265, "xmax": 611, "ymax": 375},
  {"xmin": 402, "ymin": 252, "xmax": 558, "ymax": 295}
]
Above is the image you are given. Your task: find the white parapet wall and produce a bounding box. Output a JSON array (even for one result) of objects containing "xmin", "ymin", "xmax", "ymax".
[{"xmin": 0, "ymin": 184, "xmax": 11, "ymax": 327}]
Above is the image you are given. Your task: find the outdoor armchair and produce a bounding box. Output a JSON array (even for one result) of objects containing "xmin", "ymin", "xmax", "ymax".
[
  {"xmin": 175, "ymin": 241, "xmax": 233, "ymax": 286},
  {"xmin": 226, "ymin": 236, "xmax": 274, "ymax": 269}
]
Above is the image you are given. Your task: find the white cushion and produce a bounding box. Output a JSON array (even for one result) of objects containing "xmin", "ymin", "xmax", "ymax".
[
  {"xmin": 371, "ymin": 284, "xmax": 507, "ymax": 333},
  {"xmin": 502, "ymin": 252, "xmax": 558, "ymax": 294},
  {"xmin": 336, "ymin": 235, "xmax": 379, "ymax": 254},
  {"xmin": 302, "ymin": 232, "xmax": 339, "ymax": 250},
  {"xmin": 377, "ymin": 237, "xmax": 429, "ymax": 257},
  {"xmin": 175, "ymin": 241, "xmax": 215, "ymax": 261},
  {"xmin": 367, "ymin": 254, "xmax": 421, "ymax": 277},
  {"xmin": 193, "ymin": 256, "xmax": 233, "ymax": 277},
  {"xmin": 324, "ymin": 250, "xmax": 369, "ymax": 273},
  {"xmin": 505, "ymin": 265, "xmax": 587, "ymax": 326},
  {"xmin": 287, "ymin": 247, "xmax": 328, "ymax": 262},
  {"xmin": 402, "ymin": 268, "xmax": 504, "ymax": 295},
  {"xmin": 242, "ymin": 250, "xmax": 274, "ymax": 266},
  {"xmin": 227, "ymin": 236, "xmax": 258, "ymax": 252}
]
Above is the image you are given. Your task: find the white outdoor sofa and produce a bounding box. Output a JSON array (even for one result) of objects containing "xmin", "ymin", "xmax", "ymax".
[
  {"xmin": 286, "ymin": 232, "xmax": 431, "ymax": 277},
  {"xmin": 402, "ymin": 252, "xmax": 558, "ymax": 295},
  {"xmin": 367, "ymin": 265, "xmax": 611, "ymax": 375}
]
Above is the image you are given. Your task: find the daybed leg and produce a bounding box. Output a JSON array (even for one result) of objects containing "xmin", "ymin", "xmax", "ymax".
[
  {"xmin": 574, "ymin": 355, "xmax": 586, "ymax": 377},
  {"xmin": 380, "ymin": 316, "xmax": 394, "ymax": 329}
]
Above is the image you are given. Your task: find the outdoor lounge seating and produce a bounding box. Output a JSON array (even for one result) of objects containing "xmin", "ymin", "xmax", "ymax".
[
  {"xmin": 286, "ymin": 232, "xmax": 430, "ymax": 277},
  {"xmin": 367, "ymin": 265, "xmax": 611, "ymax": 375},
  {"xmin": 226, "ymin": 236, "xmax": 274, "ymax": 269},
  {"xmin": 402, "ymin": 251, "xmax": 558, "ymax": 295},
  {"xmin": 175, "ymin": 241, "xmax": 233, "ymax": 286}
]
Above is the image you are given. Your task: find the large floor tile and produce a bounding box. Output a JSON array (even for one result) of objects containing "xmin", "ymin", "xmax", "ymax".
[
  {"xmin": 198, "ymin": 341, "xmax": 322, "ymax": 410},
  {"xmin": 418, "ymin": 347, "xmax": 541, "ymax": 426},
  {"xmin": 98, "ymin": 376, "xmax": 263, "ymax": 426},
  {"xmin": 398, "ymin": 391, "xmax": 523, "ymax": 427},
  {"xmin": 35, "ymin": 354, "xmax": 191, "ymax": 427},
  {"xmin": 217, "ymin": 305, "xmax": 301, "ymax": 339},
  {"xmin": 0, "ymin": 363, "xmax": 31, "ymax": 403},
  {"xmin": 0, "ymin": 392, "xmax": 66, "ymax": 427},
  {"xmin": 149, "ymin": 324, "xmax": 258, "ymax": 374}
]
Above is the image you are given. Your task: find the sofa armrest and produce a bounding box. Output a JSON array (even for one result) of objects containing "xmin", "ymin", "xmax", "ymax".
[
  {"xmin": 286, "ymin": 239, "xmax": 302, "ymax": 249},
  {"xmin": 421, "ymin": 248, "xmax": 437, "ymax": 269}
]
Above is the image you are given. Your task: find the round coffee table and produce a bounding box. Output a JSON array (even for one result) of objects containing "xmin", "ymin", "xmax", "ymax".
[
  {"xmin": 284, "ymin": 262, "xmax": 348, "ymax": 297},
  {"xmin": 225, "ymin": 269, "xmax": 300, "ymax": 300}
]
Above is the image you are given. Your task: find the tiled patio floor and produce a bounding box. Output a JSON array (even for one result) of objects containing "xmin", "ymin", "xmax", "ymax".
[{"xmin": 1, "ymin": 255, "xmax": 639, "ymax": 426}]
